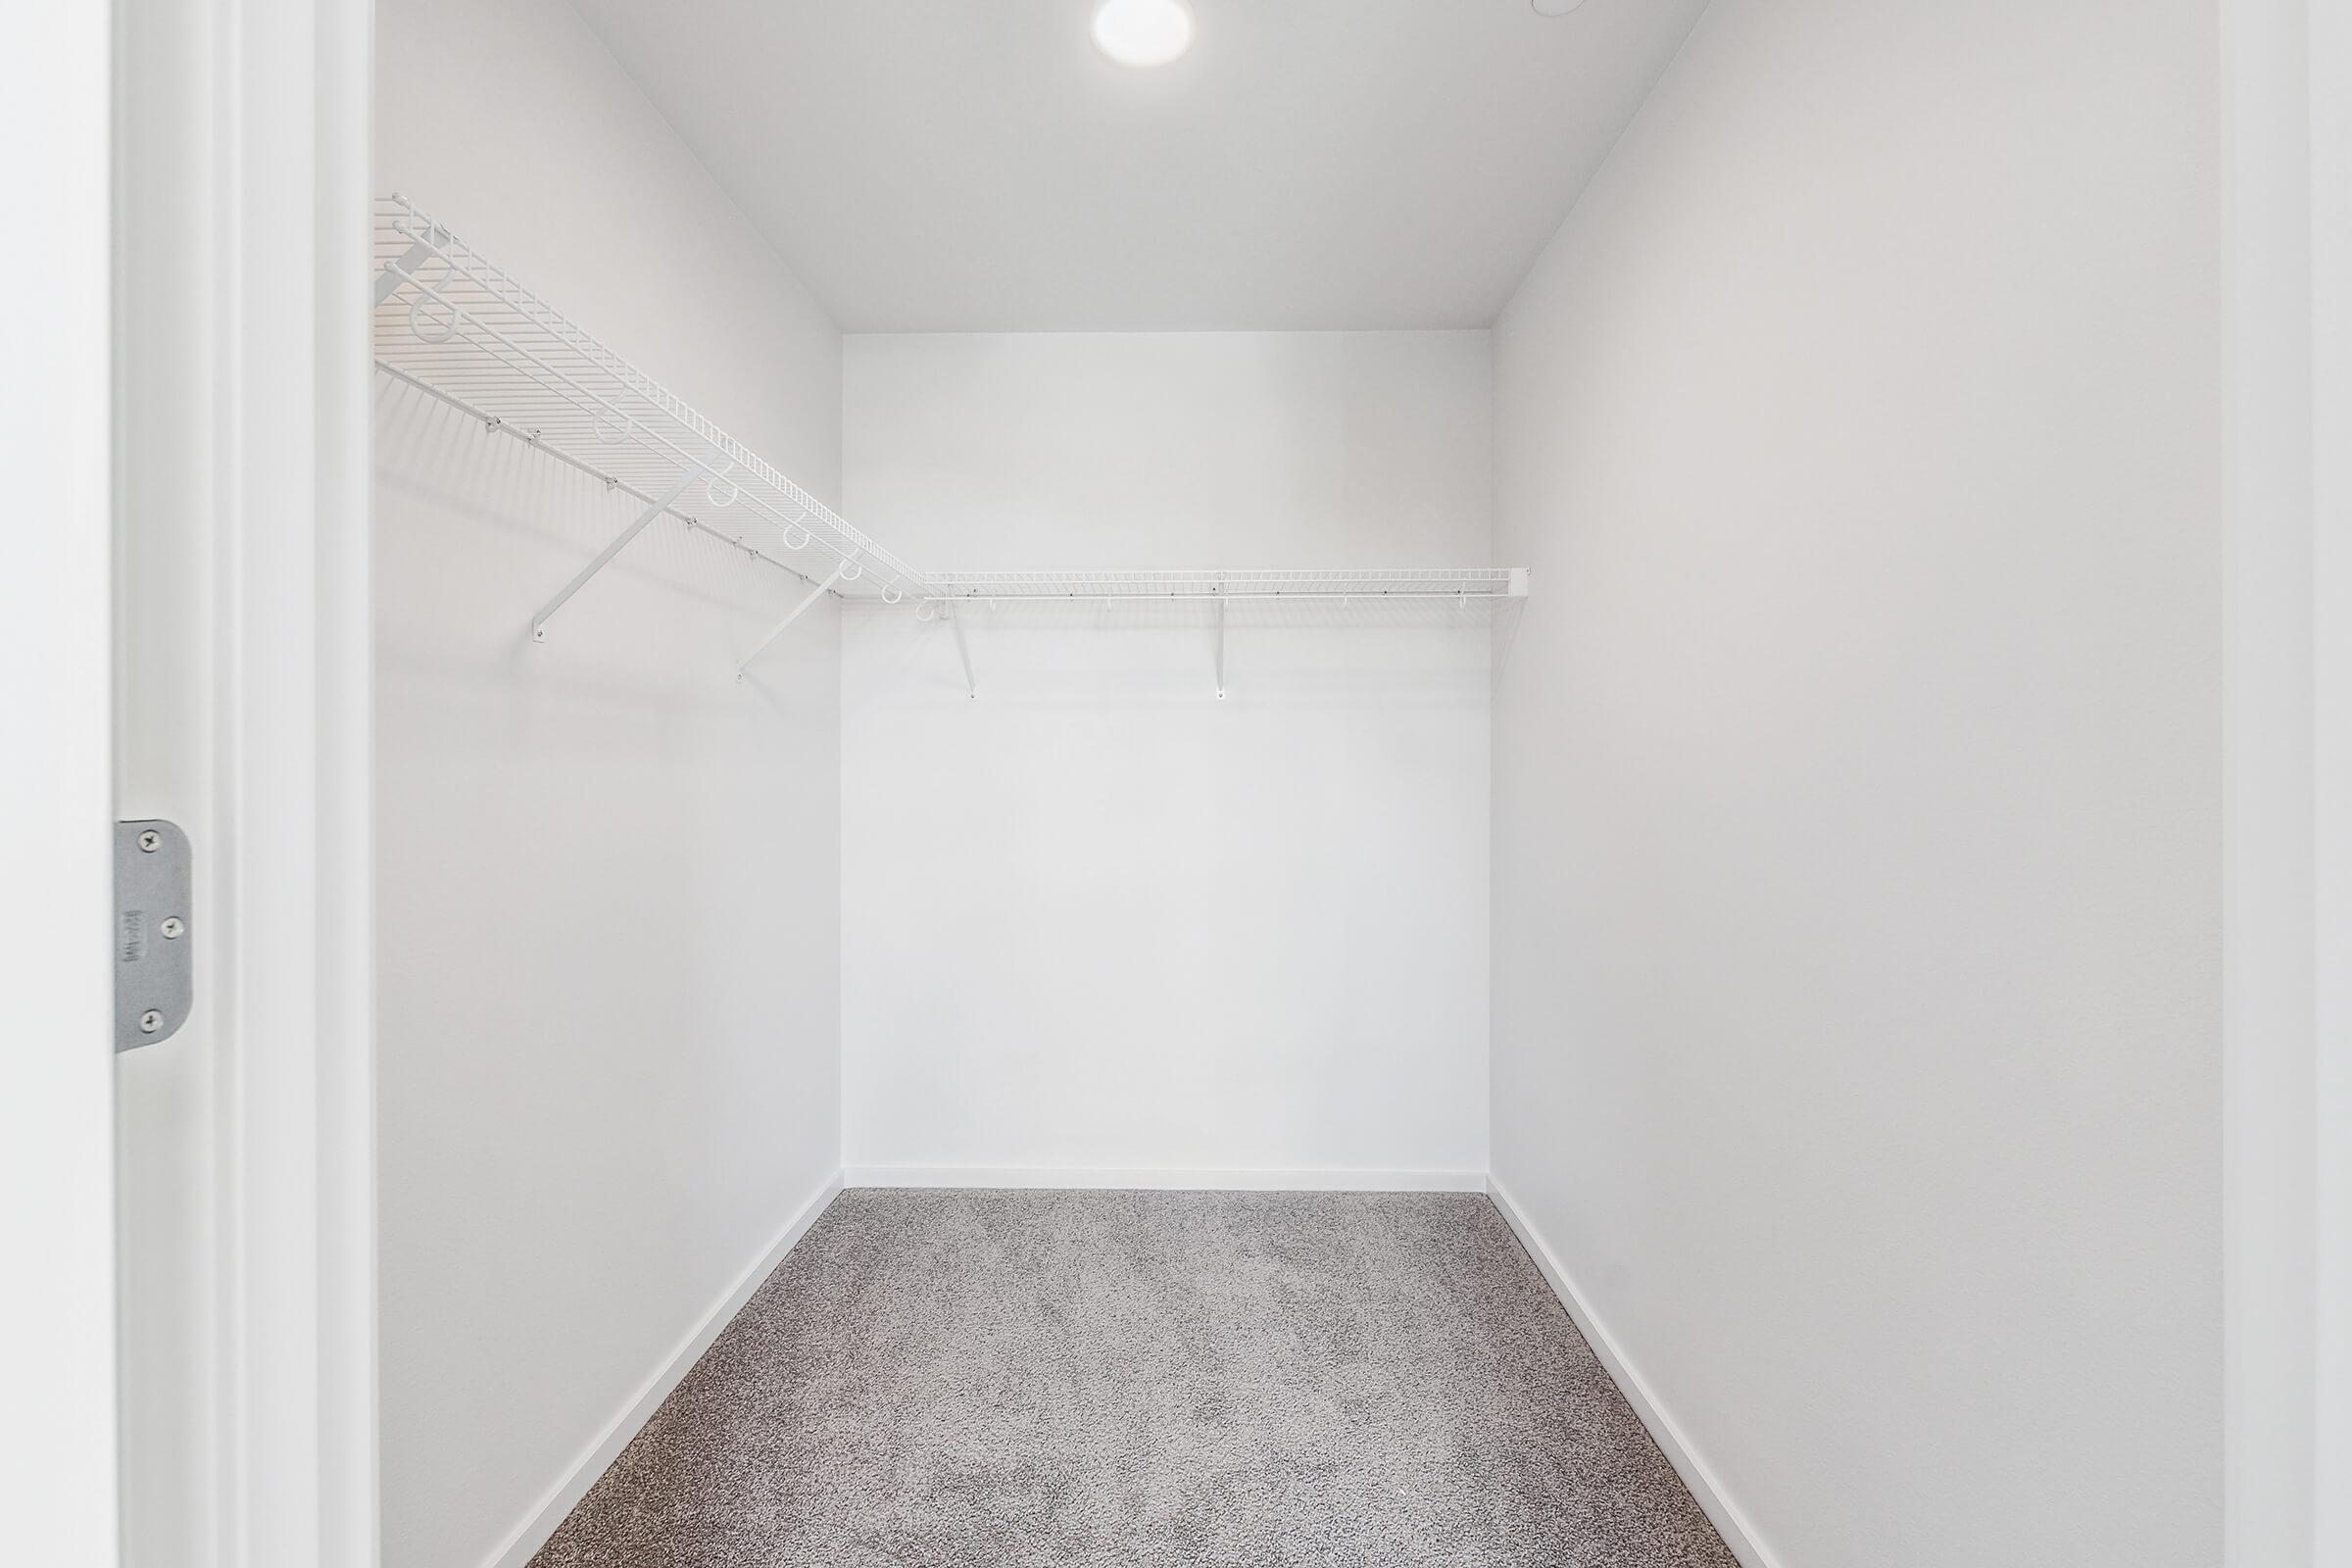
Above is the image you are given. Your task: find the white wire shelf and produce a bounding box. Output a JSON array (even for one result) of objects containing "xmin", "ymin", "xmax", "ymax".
[
  {"xmin": 372, "ymin": 193, "xmax": 1529, "ymax": 682},
  {"xmin": 919, "ymin": 568, "xmax": 1528, "ymax": 605},
  {"xmin": 372, "ymin": 194, "xmax": 935, "ymax": 629}
]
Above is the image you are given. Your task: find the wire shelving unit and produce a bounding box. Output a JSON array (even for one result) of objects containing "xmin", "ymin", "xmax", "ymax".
[
  {"xmin": 919, "ymin": 568, "xmax": 1527, "ymax": 606},
  {"xmin": 371, "ymin": 195, "xmax": 1528, "ymax": 686}
]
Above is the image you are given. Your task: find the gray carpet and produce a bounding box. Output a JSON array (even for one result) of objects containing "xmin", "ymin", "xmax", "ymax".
[{"xmin": 528, "ymin": 1190, "xmax": 1739, "ymax": 1568}]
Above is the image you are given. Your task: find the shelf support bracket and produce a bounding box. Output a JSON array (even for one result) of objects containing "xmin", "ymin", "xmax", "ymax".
[
  {"xmin": 738, "ymin": 560, "xmax": 850, "ymax": 679},
  {"xmin": 950, "ymin": 607, "xmax": 976, "ymax": 699},
  {"xmin": 1213, "ymin": 595, "xmax": 1228, "ymax": 700},
  {"xmin": 532, "ymin": 463, "xmax": 704, "ymax": 642},
  {"xmin": 371, "ymin": 225, "xmax": 452, "ymax": 307}
]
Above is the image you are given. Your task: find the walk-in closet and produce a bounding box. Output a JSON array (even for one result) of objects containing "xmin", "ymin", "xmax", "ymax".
[{"xmin": 59, "ymin": 1, "xmax": 2262, "ymax": 1566}]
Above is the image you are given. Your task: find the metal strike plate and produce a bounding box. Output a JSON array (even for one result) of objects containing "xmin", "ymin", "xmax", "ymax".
[{"xmin": 116, "ymin": 819, "xmax": 192, "ymax": 1052}]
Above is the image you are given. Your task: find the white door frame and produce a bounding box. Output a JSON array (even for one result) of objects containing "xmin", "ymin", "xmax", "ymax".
[
  {"xmin": 2221, "ymin": 1, "xmax": 2346, "ymax": 1564},
  {"xmin": 112, "ymin": 0, "xmax": 377, "ymax": 1563},
  {"xmin": 3, "ymin": 3, "xmax": 122, "ymax": 1564},
  {"xmin": 2314, "ymin": 0, "xmax": 2351, "ymax": 1549}
]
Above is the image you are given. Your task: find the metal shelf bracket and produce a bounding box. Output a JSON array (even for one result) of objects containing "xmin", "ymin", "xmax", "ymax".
[
  {"xmin": 738, "ymin": 559, "xmax": 853, "ymax": 679},
  {"xmin": 950, "ymin": 606, "xmax": 976, "ymax": 699},
  {"xmin": 1213, "ymin": 594, "xmax": 1227, "ymax": 700},
  {"xmin": 371, "ymin": 222, "xmax": 450, "ymax": 308},
  {"xmin": 531, "ymin": 463, "xmax": 707, "ymax": 642}
]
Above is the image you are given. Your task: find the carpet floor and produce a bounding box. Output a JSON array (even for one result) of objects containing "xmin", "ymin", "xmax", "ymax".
[{"xmin": 528, "ymin": 1189, "xmax": 1740, "ymax": 1568}]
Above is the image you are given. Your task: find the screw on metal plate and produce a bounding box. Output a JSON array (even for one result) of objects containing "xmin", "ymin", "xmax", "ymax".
[{"xmin": 116, "ymin": 820, "xmax": 192, "ymax": 1052}]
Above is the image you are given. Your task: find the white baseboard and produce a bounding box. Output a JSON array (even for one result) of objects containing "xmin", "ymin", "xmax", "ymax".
[
  {"xmin": 844, "ymin": 1164, "xmax": 1489, "ymax": 1193},
  {"xmin": 481, "ymin": 1169, "xmax": 846, "ymax": 1568},
  {"xmin": 1486, "ymin": 1174, "xmax": 1780, "ymax": 1568}
]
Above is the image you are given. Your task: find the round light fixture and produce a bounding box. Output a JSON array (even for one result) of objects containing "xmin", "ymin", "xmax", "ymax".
[
  {"xmin": 1532, "ymin": 0, "xmax": 1587, "ymax": 14},
  {"xmin": 1092, "ymin": 0, "xmax": 1195, "ymax": 68}
]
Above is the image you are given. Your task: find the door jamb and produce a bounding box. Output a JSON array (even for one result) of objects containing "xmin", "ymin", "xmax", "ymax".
[
  {"xmin": 119, "ymin": 0, "xmax": 379, "ymax": 1562},
  {"xmin": 2221, "ymin": 1, "xmax": 2346, "ymax": 1563}
]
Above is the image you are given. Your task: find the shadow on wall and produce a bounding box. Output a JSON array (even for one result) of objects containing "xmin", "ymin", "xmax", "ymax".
[{"xmin": 375, "ymin": 375, "xmax": 844, "ymax": 710}]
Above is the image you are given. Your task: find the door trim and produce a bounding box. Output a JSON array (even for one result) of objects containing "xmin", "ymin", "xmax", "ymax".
[
  {"xmin": 113, "ymin": 0, "xmax": 377, "ymax": 1562},
  {"xmin": 2, "ymin": 0, "xmax": 121, "ymax": 1561},
  {"xmin": 213, "ymin": 0, "xmax": 378, "ymax": 1561},
  {"xmin": 2221, "ymin": 1, "xmax": 2347, "ymax": 1562}
]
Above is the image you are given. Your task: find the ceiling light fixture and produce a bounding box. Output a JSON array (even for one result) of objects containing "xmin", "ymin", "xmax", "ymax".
[{"xmin": 1092, "ymin": 0, "xmax": 1195, "ymax": 68}]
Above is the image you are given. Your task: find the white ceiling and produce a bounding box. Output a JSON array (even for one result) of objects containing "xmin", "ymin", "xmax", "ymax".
[{"xmin": 569, "ymin": 0, "xmax": 1706, "ymax": 332}]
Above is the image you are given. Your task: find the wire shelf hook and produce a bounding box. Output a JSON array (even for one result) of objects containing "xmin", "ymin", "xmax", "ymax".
[{"xmin": 408, "ymin": 291, "xmax": 461, "ymax": 344}]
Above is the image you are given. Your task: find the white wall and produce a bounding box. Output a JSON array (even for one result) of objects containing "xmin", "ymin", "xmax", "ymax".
[
  {"xmin": 1490, "ymin": 3, "xmax": 2221, "ymax": 1567},
  {"xmin": 375, "ymin": 3, "xmax": 843, "ymax": 1565},
  {"xmin": 842, "ymin": 332, "xmax": 1492, "ymax": 1185}
]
